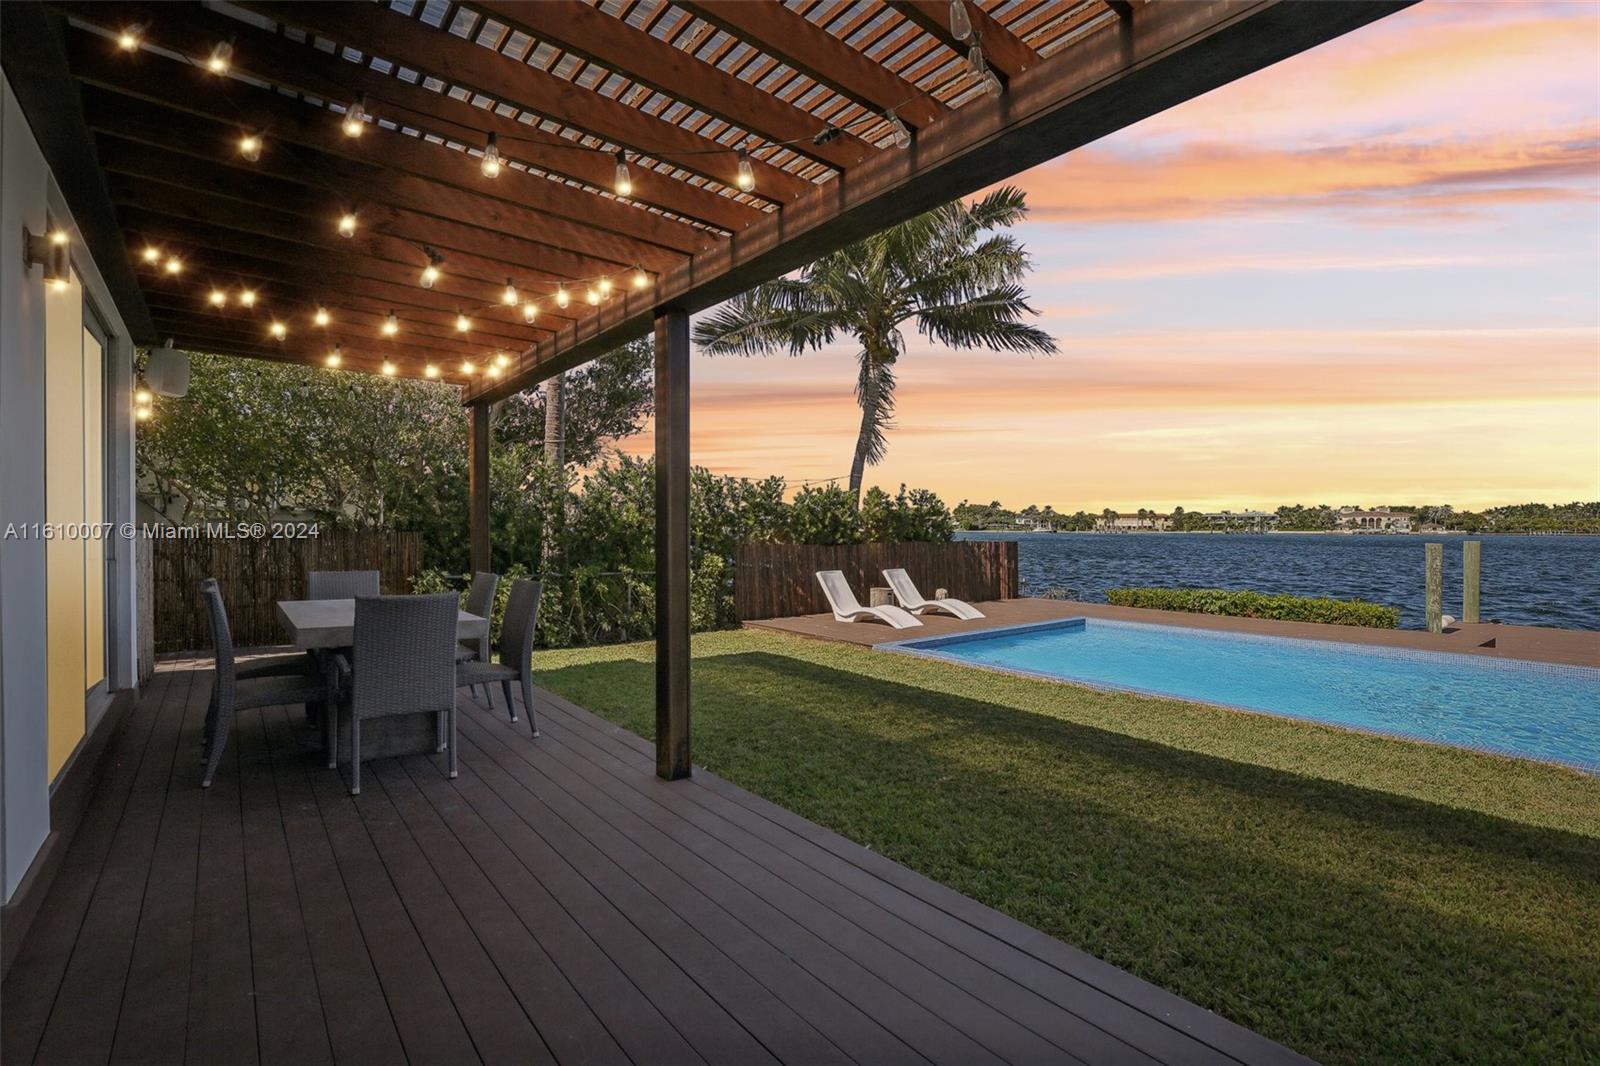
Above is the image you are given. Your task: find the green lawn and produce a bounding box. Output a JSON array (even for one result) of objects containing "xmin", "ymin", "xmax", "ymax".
[{"xmin": 538, "ymin": 629, "xmax": 1600, "ymax": 1065}]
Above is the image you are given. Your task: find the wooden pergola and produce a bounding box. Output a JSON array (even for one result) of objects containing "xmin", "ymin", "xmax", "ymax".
[{"xmin": 6, "ymin": 0, "xmax": 1409, "ymax": 779}]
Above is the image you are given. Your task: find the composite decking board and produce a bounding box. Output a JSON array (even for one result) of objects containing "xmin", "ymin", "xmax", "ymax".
[
  {"xmin": 395, "ymin": 752, "xmax": 707, "ymax": 1066},
  {"xmin": 451, "ymin": 717, "xmax": 916, "ymax": 1066},
  {"xmin": 434, "ymin": 742, "xmax": 784, "ymax": 1065},
  {"xmin": 110, "ymin": 659, "xmax": 209, "ymax": 1065},
  {"xmin": 530, "ymin": 691, "xmax": 1303, "ymax": 1066},
  {"xmin": 459, "ymin": 708, "xmax": 1080, "ymax": 1065},
  {"xmin": 477, "ymin": 700, "xmax": 1145, "ymax": 1066},
  {"xmin": 3, "ymin": 662, "xmax": 1305, "ymax": 1066},
  {"xmin": 257, "ymin": 704, "xmax": 408, "ymax": 1066},
  {"xmin": 378, "ymin": 757, "xmax": 632, "ymax": 1066},
  {"xmin": 33, "ymin": 659, "xmax": 201, "ymax": 1064},
  {"xmin": 0, "ymin": 662, "xmax": 180, "ymax": 1064},
  {"xmin": 235, "ymin": 701, "xmax": 337, "ymax": 1065}
]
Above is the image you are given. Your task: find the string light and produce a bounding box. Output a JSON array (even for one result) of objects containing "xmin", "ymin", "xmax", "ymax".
[
  {"xmin": 555, "ymin": 285, "xmax": 570, "ymax": 309},
  {"xmin": 480, "ymin": 133, "xmax": 501, "ymax": 179},
  {"xmin": 135, "ymin": 406, "xmax": 153, "ymax": 422},
  {"xmin": 135, "ymin": 387, "xmax": 153, "ymax": 405},
  {"xmin": 495, "ymin": 352, "xmax": 510, "ymax": 368},
  {"xmin": 381, "ymin": 360, "xmax": 397, "ymax": 376},
  {"xmin": 633, "ymin": 266, "xmax": 648, "ymax": 290},
  {"xmin": 420, "ymin": 253, "xmax": 441, "ymax": 288},
  {"xmin": 382, "ymin": 311, "xmax": 399, "ymax": 336},
  {"xmin": 142, "ymin": 246, "xmax": 161, "ymax": 264},
  {"xmin": 342, "ymin": 92, "xmax": 367, "ymax": 137},
  {"xmin": 613, "ymin": 151, "xmax": 632, "ymax": 197},
  {"xmin": 239, "ymin": 288, "xmax": 256, "ymax": 307},
  {"xmin": 269, "ymin": 320, "xmax": 287, "ymax": 340},
  {"xmin": 455, "ymin": 311, "xmax": 471, "ymax": 333},
  {"xmin": 949, "ymin": 0, "xmax": 974, "ymax": 41},
  {"xmin": 238, "ymin": 133, "xmax": 262, "ymax": 162},
  {"xmin": 326, "ymin": 344, "xmax": 342, "ymax": 368},
  {"xmin": 424, "ymin": 364, "xmax": 439, "ymax": 379},
  {"xmin": 968, "ymin": 44, "xmax": 1002, "ymax": 95},
  {"xmin": 314, "ymin": 305, "xmax": 330, "ymax": 327},
  {"xmin": 207, "ymin": 38, "xmax": 234, "ymax": 74},
  {"xmin": 736, "ymin": 147, "xmax": 755, "ymax": 193},
  {"xmin": 521, "ymin": 301, "xmax": 538, "ymax": 324},
  {"xmin": 585, "ymin": 286, "xmax": 599, "ymax": 305},
  {"xmin": 487, "ymin": 364, "xmax": 502, "ymax": 379},
  {"xmin": 501, "ymin": 279, "xmax": 518, "ymax": 305},
  {"xmin": 598, "ymin": 276, "xmax": 613, "ymax": 297},
  {"xmin": 164, "ymin": 257, "xmax": 182, "ymax": 275},
  {"xmin": 885, "ymin": 108, "xmax": 912, "ymax": 150},
  {"xmin": 460, "ymin": 359, "xmax": 475, "ymax": 375},
  {"xmin": 338, "ymin": 212, "xmax": 357, "ymax": 238},
  {"xmin": 118, "ymin": 25, "xmax": 143, "ymax": 51},
  {"xmin": 208, "ymin": 289, "xmax": 227, "ymax": 307}
]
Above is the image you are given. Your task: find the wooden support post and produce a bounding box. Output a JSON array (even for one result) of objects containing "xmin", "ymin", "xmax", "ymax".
[
  {"xmin": 1462, "ymin": 540, "xmax": 1481, "ymax": 624},
  {"xmin": 1424, "ymin": 542, "xmax": 1443, "ymax": 634},
  {"xmin": 469, "ymin": 401, "xmax": 491, "ymax": 575},
  {"xmin": 654, "ymin": 307, "xmax": 691, "ymax": 780}
]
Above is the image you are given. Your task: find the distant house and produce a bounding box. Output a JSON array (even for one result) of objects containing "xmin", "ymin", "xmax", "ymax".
[
  {"xmin": 1336, "ymin": 507, "xmax": 1413, "ymax": 533},
  {"xmin": 1096, "ymin": 512, "xmax": 1171, "ymax": 532}
]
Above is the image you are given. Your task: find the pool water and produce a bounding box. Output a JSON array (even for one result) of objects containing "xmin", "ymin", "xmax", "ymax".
[{"xmin": 884, "ymin": 619, "xmax": 1600, "ymax": 772}]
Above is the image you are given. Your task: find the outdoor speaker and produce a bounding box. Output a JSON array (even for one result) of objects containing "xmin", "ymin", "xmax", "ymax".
[{"xmin": 145, "ymin": 340, "xmax": 190, "ymax": 397}]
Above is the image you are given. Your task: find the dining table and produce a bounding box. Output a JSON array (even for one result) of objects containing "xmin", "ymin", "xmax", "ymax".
[{"xmin": 277, "ymin": 597, "xmax": 489, "ymax": 762}]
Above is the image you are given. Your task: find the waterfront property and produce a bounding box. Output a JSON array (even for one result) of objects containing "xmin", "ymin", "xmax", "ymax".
[{"xmin": 1337, "ymin": 507, "xmax": 1414, "ymax": 532}]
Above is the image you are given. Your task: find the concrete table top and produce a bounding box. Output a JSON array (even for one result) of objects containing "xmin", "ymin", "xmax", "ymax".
[{"xmin": 277, "ymin": 598, "xmax": 488, "ymax": 650}]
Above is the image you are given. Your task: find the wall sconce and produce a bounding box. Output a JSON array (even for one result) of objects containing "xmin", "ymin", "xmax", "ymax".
[{"xmin": 24, "ymin": 225, "xmax": 71, "ymax": 290}]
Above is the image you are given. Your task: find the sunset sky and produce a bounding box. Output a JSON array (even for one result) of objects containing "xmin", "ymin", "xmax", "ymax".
[{"xmin": 620, "ymin": 1, "xmax": 1600, "ymax": 512}]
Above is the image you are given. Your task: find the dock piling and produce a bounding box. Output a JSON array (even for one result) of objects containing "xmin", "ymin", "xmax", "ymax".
[
  {"xmin": 1462, "ymin": 540, "xmax": 1481, "ymax": 624},
  {"xmin": 1425, "ymin": 542, "xmax": 1444, "ymax": 634}
]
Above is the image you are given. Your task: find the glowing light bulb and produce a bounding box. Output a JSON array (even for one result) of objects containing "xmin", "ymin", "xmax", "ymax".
[
  {"xmin": 736, "ymin": 148, "xmax": 755, "ymax": 193},
  {"xmin": 599, "ymin": 276, "xmax": 613, "ymax": 296},
  {"xmin": 314, "ymin": 305, "xmax": 330, "ymax": 327},
  {"xmin": 633, "ymin": 267, "xmax": 648, "ymax": 290},
  {"xmin": 207, "ymin": 39, "xmax": 233, "ymax": 74},
  {"xmin": 969, "ymin": 44, "xmax": 1001, "ymax": 95},
  {"xmin": 521, "ymin": 301, "xmax": 537, "ymax": 324},
  {"xmin": 495, "ymin": 352, "xmax": 510, "ymax": 368},
  {"xmin": 135, "ymin": 387, "xmax": 153, "ymax": 405},
  {"xmin": 424, "ymin": 364, "xmax": 439, "ymax": 379},
  {"xmin": 502, "ymin": 279, "xmax": 518, "ymax": 305},
  {"xmin": 585, "ymin": 287, "xmax": 599, "ymax": 306},
  {"xmin": 420, "ymin": 263, "xmax": 439, "ymax": 289},
  {"xmin": 50, "ymin": 230, "xmax": 68, "ymax": 246},
  {"xmin": 209, "ymin": 289, "xmax": 227, "ymax": 307},
  {"xmin": 455, "ymin": 312, "xmax": 471, "ymax": 333},
  {"xmin": 48, "ymin": 278, "xmax": 69, "ymax": 293},
  {"xmin": 613, "ymin": 152, "xmax": 632, "ymax": 197},
  {"xmin": 118, "ymin": 26, "xmax": 142, "ymax": 51},
  {"xmin": 269, "ymin": 320, "xmax": 287, "ymax": 340},
  {"xmin": 555, "ymin": 285, "xmax": 569, "ymax": 309},
  {"xmin": 382, "ymin": 311, "xmax": 399, "ymax": 336},
  {"xmin": 381, "ymin": 360, "xmax": 396, "ymax": 376},
  {"xmin": 342, "ymin": 92, "xmax": 367, "ymax": 137},
  {"xmin": 164, "ymin": 257, "xmax": 182, "ymax": 275},
  {"xmin": 142, "ymin": 246, "xmax": 161, "ymax": 264},
  {"xmin": 948, "ymin": 0, "xmax": 973, "ymax": 41},
  {"xmin": 480, "ymin": 133, "xmax": 501, "ymax": 178},
  {"xmin": 326, "ymin": 345, "xmax": 342, "ymax": 368},
  {"xmin": 238, "ymin": 133, "xmax": 262, "ymax": 162},
  {"xmin": 239, "ymin": 288, "xmax": 256, "ymax": 307},
  {"xmin": 460, "ymin": 360, "xmax": 475, "ymax": 375},
  {"xmin": 488, "ymin": 364, "xmax": 502, "ymax": 379},
  {"xmin": 135, "ymin": 406, "xmax": 153, "ymax": 422},
  {"xmin": 885, "ymin": 108, "xmax": 912, "ymax": 150},
  {"xmin": 338, "ymin": 213, "xmax": 357, "ymax": 238}
]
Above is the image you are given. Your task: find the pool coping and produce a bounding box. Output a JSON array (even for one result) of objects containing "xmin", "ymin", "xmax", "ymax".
[{"xmin": 876, "ymin": 617, "xmax": 1600, "ymax": 776}]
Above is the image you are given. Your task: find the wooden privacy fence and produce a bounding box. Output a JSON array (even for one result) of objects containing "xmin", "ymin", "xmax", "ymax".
[
  {"xmin": 735, "ymin": 540, "xmax": 1018, "ymax": 621},
  {"xmin": 142, "ymin": 530, "xmax": 422, "ymax": 653}
]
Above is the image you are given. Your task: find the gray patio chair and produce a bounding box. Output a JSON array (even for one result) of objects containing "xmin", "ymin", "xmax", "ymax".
[
  {"xmin": 200, "ymin": 577, "xmax": 314, "ymax": 680},
  {"xmin": 201, "ymin": 581, "xmax": 333, "ymax": 788},
  {"xmin": 333, "ymin": 593, "xmax": 459, "ymax": 796},
  {"xmin": 307, "ymin": 569, "xmax": 380, "ymax": 599},
  {"xmin": 457, "ymin": 579, "xmax": 542, "ymax": 737}
]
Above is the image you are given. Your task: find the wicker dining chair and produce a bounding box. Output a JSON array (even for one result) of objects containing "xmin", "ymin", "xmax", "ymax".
[
  {"xmin": 457, "ymin": 579, "xmax": 543, "ymax": 737},
  {"xmin": 201, "ymin": 581, "xmax": 332, "ymax": 788},
  {"xmin": 307, "ymin": 569, "xmax": 380, "ymax": 599},
  {"xmin": 456, "ymin": 570, "xmax": 499, "ymax": 666},
  {"xmin": 200, "ymin": 577, "xmax": 314, "ymax": 681},
  {"xmin": 334, "ymin": 593, "xmax": 460, "ymax": 796}
]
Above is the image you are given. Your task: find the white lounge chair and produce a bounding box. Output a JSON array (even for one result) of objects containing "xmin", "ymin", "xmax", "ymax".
[
  {"xmin": 815, "ymin": 570, "xmax": 922, "ymax": 629},
  {"xmin": 883, "ymin": 568, "xmax": 986, "ymax": 620}
]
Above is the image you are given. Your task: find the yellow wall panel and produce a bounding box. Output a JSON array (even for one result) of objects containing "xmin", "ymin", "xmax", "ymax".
[
  {"xmin": 45, "ymin": 271, "xmax": 85, "ymax": 779},
  {"xmin": 83, "ymin": 325, "xmax": 105, "ymax": 690}
]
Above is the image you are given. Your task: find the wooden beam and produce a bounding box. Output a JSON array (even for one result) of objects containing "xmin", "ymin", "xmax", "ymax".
[
  {"xmin": 469, "ymin": 403, "xmax": 492, "ymax": 575},
  {"xmin": 469, "ymin": 0, "xmax": 1413, "ymax": 403},
  {"xmin": 234, "ymin": 1, "xmax": 813, "ymax": 203},
  {"xmin": 653, "ymin": 307, "xmax": 691, "ymax": 781},
  {"xmin": 677, "ymin": 1, "xmax": 947, "ymax": 130},
  {"xmin": 0, "ymin": 4, "xmax": 154, "ymax": 340},
  {"xmin": 476, "ymin": 1, "xmax": 870, "ymax": 171},
  {"xmin": 63, "ymin": 0, "xmax": 762, "ymax": 232},
  {"xmin": 889, "ymin": 0, "xmax": 1041, "ymax": 80}
]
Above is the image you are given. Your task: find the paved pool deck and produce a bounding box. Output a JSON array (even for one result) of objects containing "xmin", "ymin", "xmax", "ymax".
[{"xmin": 745, "ymin": 598, "xmax": 1600, "ymax": 668}]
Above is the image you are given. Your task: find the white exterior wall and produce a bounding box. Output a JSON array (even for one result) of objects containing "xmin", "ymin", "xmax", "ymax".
[{"xmin": 0, "ymin": 73, "xmax": 138, "ymax": 902}]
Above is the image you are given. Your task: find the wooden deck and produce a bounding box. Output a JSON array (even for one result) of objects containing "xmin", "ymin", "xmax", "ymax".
[{"xmin": 2, "ymin": 658, "xmax": 1306, "ymax": 1066}]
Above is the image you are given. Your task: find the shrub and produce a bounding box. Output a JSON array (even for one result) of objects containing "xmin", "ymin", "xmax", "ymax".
[{"xmin": 1106, "ymin": 587, "xmax": 1400, "ymax": 628}]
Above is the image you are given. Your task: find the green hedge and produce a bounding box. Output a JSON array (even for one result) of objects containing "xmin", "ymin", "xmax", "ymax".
[{"xmin": 1106, "ymin": 587, "xmax": 1400, "ymax": 628}]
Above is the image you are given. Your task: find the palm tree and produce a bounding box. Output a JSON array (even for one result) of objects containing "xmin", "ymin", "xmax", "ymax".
[{"xmin": 693, "ymin": 186, "xmax": 1056, "ymax": 497}]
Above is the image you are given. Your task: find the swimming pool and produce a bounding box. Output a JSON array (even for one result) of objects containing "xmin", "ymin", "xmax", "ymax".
[{"xmin": 883, "ymin": 619, "xmax": 1600, "ymax": 772}]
